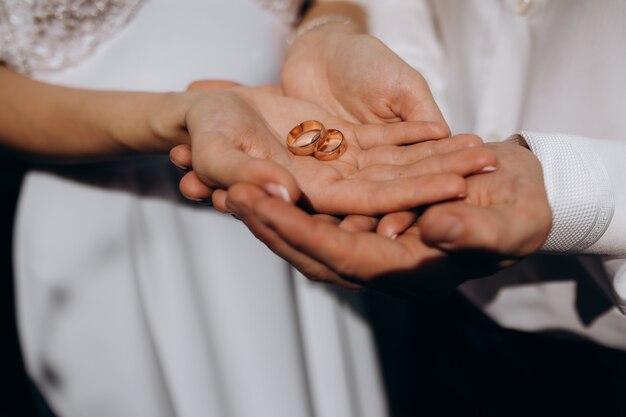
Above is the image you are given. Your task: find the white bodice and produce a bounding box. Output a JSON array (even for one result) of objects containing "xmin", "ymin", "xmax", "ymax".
[{"xmin": 0, "ymin": 0, "xmax": 300, "ymax": 73}]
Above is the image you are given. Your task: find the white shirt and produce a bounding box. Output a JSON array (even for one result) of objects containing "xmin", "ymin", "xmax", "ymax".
[{"xmin": 360, "ymin": 0, "xmax": 626, "ymax": 349}]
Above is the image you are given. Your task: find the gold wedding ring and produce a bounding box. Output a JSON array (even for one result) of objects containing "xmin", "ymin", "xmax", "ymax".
[
  {"xmin": 314, "ymin": 129, "xmax": 347, "ymax": 161},
  {"xmin": 287, "ymin": 121, "xmax": 347, "ymax": 161},
  {"xmin": 286, "ymin": 120, "xmax": 326, "ymax": 156}
]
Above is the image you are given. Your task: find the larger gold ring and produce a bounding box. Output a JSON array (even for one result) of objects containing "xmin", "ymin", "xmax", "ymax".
[
  {"xmin": 287, "ymin": 120, "xmax": 326, "ymax": 156},
  {"xmin": 314, "ymin": 129, "xmax": 347, "ymax": 161}
]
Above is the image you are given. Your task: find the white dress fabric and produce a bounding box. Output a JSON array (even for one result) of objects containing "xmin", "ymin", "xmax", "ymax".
[
  {"xmin": 362, "ymin": 0, "xmax": 626, "ymax": 349},
  {"xmin": 8, "ymin": 1, "xmax": 387, "ymax": 416}
]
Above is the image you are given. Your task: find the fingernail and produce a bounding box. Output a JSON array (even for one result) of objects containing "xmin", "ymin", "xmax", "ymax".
[
  {"xmin": 190, "ymin": 197, "xmax": 212, "ymax": 206},
  {"xmin": 263, "ymin": 183, "xmax": 292, "ymax": 203},
  {"xmin": 433, "ymin": 215, "xmax": 463, "ymax": 244},
  {"xmin": 226, "ymin": 198, "xmax": 247, "ymax": 218},
  {"xmin": 477, "ymin": 165, "xmax": 497, "ymax": 174},
  {"xmin": 457, "ymin": 193, "xmax": 467, "ymax": 199},
  {"xmin": 390, "ymin": 234, "xmax": 398, "ymax": 241},
  {"xmin": 171, "ymin": 160, "xmax": 190, "ymax": 173}
]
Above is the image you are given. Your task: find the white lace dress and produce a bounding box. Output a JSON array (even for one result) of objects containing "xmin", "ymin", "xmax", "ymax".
[{"xmin": 1, "ymin": 1, "xmax": 387, "ymax": 416}]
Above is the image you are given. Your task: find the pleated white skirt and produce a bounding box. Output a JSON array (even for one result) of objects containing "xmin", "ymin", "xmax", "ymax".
[{"xmin": 14, "ymin": 1, "xmax": 387, "ymax": 416}]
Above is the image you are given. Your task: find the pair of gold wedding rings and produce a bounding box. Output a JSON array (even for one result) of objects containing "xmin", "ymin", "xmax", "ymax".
[{"xmin": 286, "ymin": 120, "xmax": 347, "ymax": 161}]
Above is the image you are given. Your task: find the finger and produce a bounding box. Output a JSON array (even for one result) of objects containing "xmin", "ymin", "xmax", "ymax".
[
  {"xmin": 314, "ymin": 214, "xmax": 342, "ymax": 225},
  {"xmin": 255, "ymin": 84, "xmax": 283, "ymax": 95},
  {"xmin": 339, "ymin": 215, "xmax": 379, "ymax": 232},
  {"xmin": 359, "ymin": 134, "xmax": 484, "ymax": 167},
  {"xmin": 418, "ymin": 202, "xmax": 518, "ymax": 254},
  {"xmin": 212, "ymin": 189, "xmax": 229, "ymax": 213},
  {"xmin": 246, "ymin": 212, "xmax": 361, "ymax": 287},
  {"xmin": 313, "ymin": 173, "xmax": 466, "ymax": 216},
  {"xmin": 169, "ymin": 144, "xmax": 192, "ymax": 171},
  {"xmin": 421, "ymin": 200, "xmax": 548, "ymax": 257},
  {"xmin": 357, "ymin": 147, "xmax": 497, "ymax": 181},
  {"xmin": 377, "ymin": 211, "xmax": 418, "ymax": 239},
  {"xmin": 186, "ymin": 80, "xmax": 241, "ymax": 91},
  {"xmin": 354, "ymin": 120, "xmax": 450, "ymax": 149},
  {"xmin": 193, "ymin": 137, "xmax": 301, "ymax": 203},
  {"xmin": 179, "ymin": 171, "xmax": 214, "ymax": 202},
  {"xmin": 226, "ymin": 183, "xmax": 269, "ymax": 217},
  {"xmin": 253, "ymin": 197, "xmax": 423, "ymax": 279},
  {"xmin": 226, "ymin": 184, "xmax": 360, "ymax": 287}
]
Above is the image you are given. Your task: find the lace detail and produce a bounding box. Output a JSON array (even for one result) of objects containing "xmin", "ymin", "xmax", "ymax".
[
  {"xmin": 0, "ymin": 0, "xmax": 302, "ymax": 74},
  {"xmin": 252, "ymin": 0, "xmax": 303, "ymax": 23},
  {"xmin": 0, "ymin": 0, "xmax": 144, "ymax": 73}
]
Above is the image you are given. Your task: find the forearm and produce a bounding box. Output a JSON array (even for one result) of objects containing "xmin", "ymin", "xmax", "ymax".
[{"xmin": 0, "ymin": 66, "xmax": 189, "ymax": 158}]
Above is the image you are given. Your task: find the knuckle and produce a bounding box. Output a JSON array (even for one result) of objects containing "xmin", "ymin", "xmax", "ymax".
[
  {"xmin": 431, "ymin": 122, "xmax": 451, "ymax": 139},
  {"xmin": 467, "ymin": 135, "xmax": 484, "ymax": 147},
  {"xmin": 421, "ymin": 141, "xmax": 436, "ymax": 158},
  {"xmin": 482, "ymin": 229, "xmax": 501, "ymax": 251},
  {"xmin": 457, "ymin": 134, "xmax": 484, "ymax": 147}
]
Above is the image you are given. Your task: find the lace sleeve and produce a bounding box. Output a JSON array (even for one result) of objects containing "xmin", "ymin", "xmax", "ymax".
[
  {"xmin": 0, "ymin": 0, "xmax": 143, "ymax": 74},
  {"xmin": 0, "ymin": 0, "xmax": 303, "ymax": 74}
]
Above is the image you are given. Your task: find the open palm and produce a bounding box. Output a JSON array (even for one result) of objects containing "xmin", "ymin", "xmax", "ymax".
[
  {"xmin": 174, "ymin": 85, "xmax": 493, "ymax": 215},
  {"xmin": 282, "ymin": 30, "xmax": 446, "ymax": 127}
]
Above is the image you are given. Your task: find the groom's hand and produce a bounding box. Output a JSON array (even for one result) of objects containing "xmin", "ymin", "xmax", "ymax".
[
  {"xmin": 224, "ymin": 140, "xmax": 552, "ymax": 298},
  {"xmin": 383, "ymin": 141, "xmax": 552, "ymax": 259},
  {"xmin": 283, "ymin": 3, "xmax": 448, "ymax": 132}
]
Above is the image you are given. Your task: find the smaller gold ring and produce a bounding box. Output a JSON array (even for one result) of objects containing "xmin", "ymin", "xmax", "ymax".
[
  {"xmin": 314, "ymin": 129, "xmax": 347, "ymax": 161},
  {"xmin": 287, "ymin": 120, "xmax": 326, "ymax": 156}
]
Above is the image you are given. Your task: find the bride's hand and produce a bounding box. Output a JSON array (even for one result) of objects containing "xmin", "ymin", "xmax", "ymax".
[{"xmin": 168, "ymin": 84, "xmax": 494, "ymax": 215}]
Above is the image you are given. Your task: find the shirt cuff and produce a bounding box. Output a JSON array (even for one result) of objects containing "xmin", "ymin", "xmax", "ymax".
[{"xmin": 515, "ymin": 132, "xmax": 615, "ymax": 254}]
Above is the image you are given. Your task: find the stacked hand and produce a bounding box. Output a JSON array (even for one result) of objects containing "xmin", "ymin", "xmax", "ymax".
[
  {"xmin": 170, "ymin": 82, "xmax": 493, "ymax": 216},
  {"xmin": 222, "ymin": 141, "xmax": 552, "ymax": 296},
  {"xmin": 167, "ymin": 22, "xmax": 552, "ymax": 298}
]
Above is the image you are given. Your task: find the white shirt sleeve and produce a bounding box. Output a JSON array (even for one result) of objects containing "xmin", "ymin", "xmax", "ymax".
[{"xmin": 519, "ymin": 131, "xmax": 626, "ymax": 305}]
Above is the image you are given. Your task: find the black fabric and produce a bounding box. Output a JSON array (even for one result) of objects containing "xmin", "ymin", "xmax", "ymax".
[
  {"xmin": 0, "ymin": 159, "xmax": 56, "ymax": 417},
  {"xmin": 368, "ymin": 291, "xmax": 626, "ymax": 417}
]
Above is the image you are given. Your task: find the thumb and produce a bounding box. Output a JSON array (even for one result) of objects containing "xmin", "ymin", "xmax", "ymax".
[
  {"xmin": 186, "ymin": 80, "xmax": 242, "ymax": 91},
  {"xmin": 193, "ymin": 137, "xmax": 301, "ymax": 204},
  {"xmin": 169, "ymin": 143, "xmax": 192, "ymax": 170},
  {"xmin": 418, "ymin": 202, "xmax": 507, "ymax": 254},
  {"xmin": 396, "ymin": 70, "xmax": 450, "ymax": 135},
  {"xmin": 376, "ymin": 211, "xmax": 418, "ymax": 239}
]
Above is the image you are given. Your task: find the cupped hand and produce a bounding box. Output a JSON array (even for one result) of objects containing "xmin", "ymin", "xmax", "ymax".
[
  {"xmin": 282, "ymin": 26, "xmax": 447, "ymax": 128},
  {"xmin": 222, "ymin": 141, "xmax": 552, "ymax": 298},
  {"xmin": 223, "ymin": 183, "xmax": 479, "ymax": 297},
  {"xmin": 380, "ymin": 141, "xmax": 552, "ymax": 259},
  {"xmin": 169, "ymin": 85, "xmax": 494, "ymax": 215}
]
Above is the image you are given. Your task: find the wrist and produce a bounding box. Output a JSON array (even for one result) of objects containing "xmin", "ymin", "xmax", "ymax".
[
  {"xmin": 287, "ymin": 15, "xmax": 360, "ymax": 46},
  {"xmin": 287, "ymin": 0, "xmax": 367, "ymax": 53},
  {"xmin": 506, "ymin": 133, "xmax": 530, "ymax": 149},
  {"xmin": 140, "ymin": 91, "xmax": 192, "ymax": 152},
  {"xmin": 92, "ymin": 90, "xmax": 189, "ymax": 155},
  {"xmin": 283, "ymin": 23, "xmax": 361, "ymax": 81}
]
